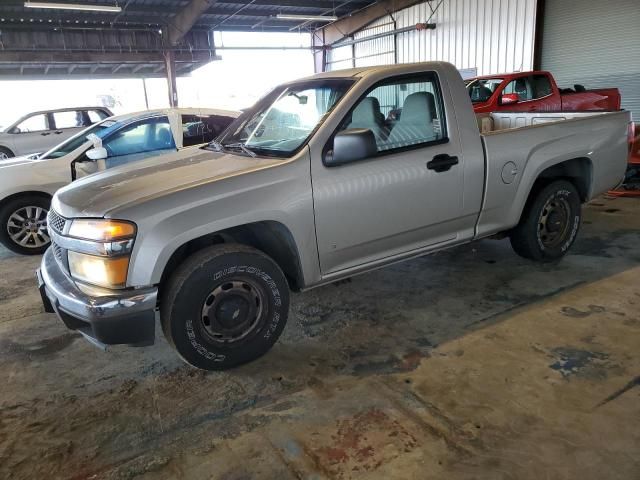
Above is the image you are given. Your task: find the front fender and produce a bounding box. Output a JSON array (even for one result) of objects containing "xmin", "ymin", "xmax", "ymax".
[{"xmin": 122, "ymin": 152, "xmax": 319, "ymax": 289}]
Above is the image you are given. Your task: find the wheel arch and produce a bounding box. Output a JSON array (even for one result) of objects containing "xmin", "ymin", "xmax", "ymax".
[
  {"xmin": 0, "ymin": 144, "xmax": 15, "ymax": 156},
  {"xmin": 0, "ymin": 190, "xmax": 52, "ymax": 210},
  {"xmin": 517, "ymin": 157, "xmax": 593, "ymax": 225},
  {"xmin": 532, "ymin": 157, "xmax": 593, "ymax": 202},
  {"xmin": 157, "ymin": 220, "xmax": 305, "ymax": 298}
]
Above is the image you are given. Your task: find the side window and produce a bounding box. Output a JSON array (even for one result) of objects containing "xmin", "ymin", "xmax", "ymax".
[
  {"xmin": 338, "ymin": 73, "xmax": 446, "ymax": 153},
  {"xmin": 54, "ymin": 110, "xmax": 89, "ymax": 129},
  {"xmin": 182, "ymin": 114, "xmax": 234, "ymax": 147},
  {"xmin": 103, "ymin": 116, "xmax": 175, "ymax": 158},
  {"xmin": 503, "ymin": 77, "xmax": 533, "ymax": 101},
  {"xmin": 87, "ymin": 110, "xmax": 109, "ymax": 124},
  {"xmin": 15, "ymin": 114, "xmax": 48, "ymax": 133},
  {"xmin": 531, "ymin": 74, "xmax": 552, "ymax": 99}
]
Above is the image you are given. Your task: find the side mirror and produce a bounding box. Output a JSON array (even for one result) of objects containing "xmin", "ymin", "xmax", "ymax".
[
  {"xmin": 500, "ymin": 93, "xmax": 520, "ymax": 105},
  {"xmin": 86, "ymin": 146, "xmax": 108, "ymax": 161},
  {"xmin": 325, "ymin": 128, "xmax": 377, "ymax": 167}
]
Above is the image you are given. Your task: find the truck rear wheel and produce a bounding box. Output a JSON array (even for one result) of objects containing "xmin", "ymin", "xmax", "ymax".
[
  {"xmin": 510, "ymin": 180, "xmax": 581, "ymax": 262},
  {"xmin": 161, "ymin": 244, "xmax": 290, "ymax": 370}
]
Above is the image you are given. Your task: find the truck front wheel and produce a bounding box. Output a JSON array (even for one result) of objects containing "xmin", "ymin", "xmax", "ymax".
[
  {"xmin": 510, "ymin": 180, "xmax": 581, "ymax": 262},
  {"xmin": 161, "ymin": 244, "xmax": 290, "ymax": 370}
]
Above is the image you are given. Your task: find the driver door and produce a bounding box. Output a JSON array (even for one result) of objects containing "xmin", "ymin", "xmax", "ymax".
[{"xmin": 311, "ymin": 72, "xmax": 468, "ymax": 275}]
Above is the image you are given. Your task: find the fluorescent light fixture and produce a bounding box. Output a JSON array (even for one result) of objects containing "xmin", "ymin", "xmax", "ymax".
[
  {"xmin": 276, "ymin": 14, "xmax": 338, "ymax": 23},
  {"xmin": 24, "ymin": 2, "xmax": 122, "ymax": 13}
]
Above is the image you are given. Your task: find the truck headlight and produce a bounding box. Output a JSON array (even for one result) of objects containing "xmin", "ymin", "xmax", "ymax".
[
  {"xmin": 65, "ymin": 219, "xmax": 136, "ymax": 288},
  {"xmin": 68, "ymin": 251, "xmax": 130, "ymax": 289},
  {"xmin": 68, "ymin": 219, "xmax": 136, "ymax": 242}
]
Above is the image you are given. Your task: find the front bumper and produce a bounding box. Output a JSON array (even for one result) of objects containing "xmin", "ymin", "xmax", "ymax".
[{"xmin": 37, "ymin": 248, "xmax": 157, "ymax": 347}]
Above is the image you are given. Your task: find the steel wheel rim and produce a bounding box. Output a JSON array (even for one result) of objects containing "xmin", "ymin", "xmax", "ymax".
[
  {"xmin": 538, "ymin": 196, "xmax": 571, "ymax": 248},
  {"xmin": 7, "ymin": 206, "xmax": 50, "ymax": 249},
  {"xmin": 0, "ymin": 152, "xmax": 8, "ymax": 160},
  {"xmin": 200, "ymin": 279, "xmax": 266, "ymax": 345}
]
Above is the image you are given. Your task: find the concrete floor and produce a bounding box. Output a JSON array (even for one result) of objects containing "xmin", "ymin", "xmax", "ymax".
[{"xmin": 0, "ymin": 196, "xmax": 639, "ymax": 480}]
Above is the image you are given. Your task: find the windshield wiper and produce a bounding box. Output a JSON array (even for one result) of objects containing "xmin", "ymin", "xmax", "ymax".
[
  {"xmin": 207, "ymin": 139, "xmax": 224, "ymax": 152},
  {"xmin": 222, "ymin": 142, "xmax": 257, "ymax": 158}
]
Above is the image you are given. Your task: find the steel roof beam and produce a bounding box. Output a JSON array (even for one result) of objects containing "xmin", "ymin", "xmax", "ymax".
[
  {"xmin": 166, "ymin": 0, "xmax": 218, "ymax": 46},
  {"xmin": 1, "ymin": 0, "xmax": 373, "ymax": 14},
  {"xmin": 0, "ymin": 50, "xmax": 217, "ymax": 64},
  {"xmin": 317, "ymin": 0, "xmax": 425, "ymax": 45}
]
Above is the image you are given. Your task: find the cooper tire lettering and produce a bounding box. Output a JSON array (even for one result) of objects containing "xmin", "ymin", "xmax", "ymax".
[{"xmin": 161, "ymin": 244, "xmax": 290, "ymax": 370}]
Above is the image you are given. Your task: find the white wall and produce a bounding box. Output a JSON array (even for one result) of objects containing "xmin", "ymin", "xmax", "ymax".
[{"xmin": 541, "ymin": 0, "xmax": 640, "ymax": 119}]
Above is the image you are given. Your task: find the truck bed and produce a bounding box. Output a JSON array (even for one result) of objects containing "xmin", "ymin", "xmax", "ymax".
[
  {"xmin": 477, "ymin": 111, "xmax": 609, "ymax": 133},
  {"xmin": 475, "ymin": 110, "xmax": 632, "ymax": 238}
]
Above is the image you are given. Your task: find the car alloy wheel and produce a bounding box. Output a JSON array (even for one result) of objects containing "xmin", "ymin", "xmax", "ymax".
[{"xmin": 7, "ymin": 206, "xmax": 50, "ymax": 249}]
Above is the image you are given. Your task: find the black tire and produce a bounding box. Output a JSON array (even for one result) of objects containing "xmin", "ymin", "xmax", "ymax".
[
  {"xmin": 0, "ymin": 195, "xmax": 51, "ymax": 255},
  {"xmin": 161, "ymin": 244, "xmax": 290, "ymax": 370},
  {"xmin": 0, "ymin": 146, "xmax": 14, "ymax": 160},
  {"xmin": 510, "ymin": 180, "xmax": 581, "ymax": 262}
]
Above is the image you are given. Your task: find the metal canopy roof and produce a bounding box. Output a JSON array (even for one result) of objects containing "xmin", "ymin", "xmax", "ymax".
[
  {"xmin": 0, "ymin": 1, "xmax": 377, "ymax": 32},
  {"xmin": 0, "ymin": 1, "xmax": 378, "ymax": 79}
]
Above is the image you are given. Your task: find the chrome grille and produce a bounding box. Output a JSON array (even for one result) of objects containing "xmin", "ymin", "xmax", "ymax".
[{"xmin": 48, "ymin": 210, "xmax": 66, "ymax": 234}]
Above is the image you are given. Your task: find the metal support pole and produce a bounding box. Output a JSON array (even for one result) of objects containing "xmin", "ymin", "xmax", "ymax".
[
  {"xmin": 163, "ymin": 50, "xmax": 178, "ymax": 107},
  {"xmin": 142, "ymin": 78, "xmax": 149, "ymax": 109},
  {"xmin": 351, "ymin": 35, "xmax": 356, "ymax": 68},
  {"xmin": 312, "ymin": 30, "xmax": 326, "ymax": 73}
]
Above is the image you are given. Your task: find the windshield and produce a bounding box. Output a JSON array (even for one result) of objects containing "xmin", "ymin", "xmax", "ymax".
[
  {"xmin": 216, "ymin": 79, "xmax": 355, "ymax": 158},
  {"xmin": 40, "ymin": 119, "xmax": 118, "ymax": 159},
  {"xmin": 467, "ymin": 78, "xmax": 504, "ymax": 103}
]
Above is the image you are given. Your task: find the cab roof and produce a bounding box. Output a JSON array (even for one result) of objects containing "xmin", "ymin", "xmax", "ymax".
[
  {"xmin": 107, "ymin": 107, "xmax": 240, "ymax": 124},
  {"xmin": 296, "ymin": 61, "xmax": 457, "ymax": 82}
]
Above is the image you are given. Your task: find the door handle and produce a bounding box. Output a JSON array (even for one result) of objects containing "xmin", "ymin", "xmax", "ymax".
[
  {"xmin": 40, "ymin": 132, "xmax": 51, "ymax": 136},
  {"xmin": 54, "ymin": 131, "xmax": 63, "ymax": 134},
  {"xmin": 427, "ymin": 154, "xmax": 459, "ymax": 173}
]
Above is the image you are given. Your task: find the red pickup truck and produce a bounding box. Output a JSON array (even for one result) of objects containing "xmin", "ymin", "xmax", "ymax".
[{"xmin": 467, "ymin": 71, "xmax": 621, "ymax": 113}]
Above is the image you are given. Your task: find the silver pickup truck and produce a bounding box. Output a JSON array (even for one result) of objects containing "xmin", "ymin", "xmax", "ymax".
[{"xmin": 37, "ymin": 62, "xmax": 632, "ymax": 370}]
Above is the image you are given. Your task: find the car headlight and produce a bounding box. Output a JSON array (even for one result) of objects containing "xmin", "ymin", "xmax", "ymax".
[
  {"xmin": 68, "ymin": 219, "xmax": 136, "ymax": 242},
  {"xmin": 68, "ymin": 251, "xmax": 130, "ymax": 289}
]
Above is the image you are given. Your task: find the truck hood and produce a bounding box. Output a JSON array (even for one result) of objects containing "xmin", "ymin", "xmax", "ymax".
[{"xmin": 53, "ymin": 147, "xmax": 283, "ymax": 218}]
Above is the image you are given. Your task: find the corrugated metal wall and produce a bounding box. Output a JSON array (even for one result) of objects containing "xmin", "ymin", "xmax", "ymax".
[
  {"xmin": 327, "ymin": 43, "xmax": 353, "ymax": 71},
  {"xmin": 396, "ymin": 0, "xmax": 536, "ymax": 74},
  {"xmin": 541, "ymin": 0, "xmax": 640, "ymax": 120},
  {"xmin": 326, "ymin": 0, "xmax": 537, "ymax": 76},
  {"xmin": 353, "ymin": 17, "xmax": 396, "ymax": 67}
]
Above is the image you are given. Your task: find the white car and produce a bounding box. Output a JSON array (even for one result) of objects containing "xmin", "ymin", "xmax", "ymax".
[
  {"xmin": 0, "ymin": 107, "xmax": 113, "ymax": 159},
  {"xmin": 0, "ymin": 107, "xmax": 239, "ymax": 254}
]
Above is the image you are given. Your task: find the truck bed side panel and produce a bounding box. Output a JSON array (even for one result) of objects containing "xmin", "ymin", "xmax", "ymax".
[
  {"xmin": 560, "ymin": 89, "xmax": 622, "ymax": 111},
  {"xmin": 476, "ymin": 111, "xmax": 631, "ymax": 238}
]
